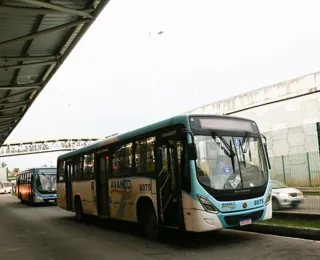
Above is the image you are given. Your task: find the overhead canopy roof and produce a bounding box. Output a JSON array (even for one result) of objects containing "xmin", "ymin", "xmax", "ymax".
[{"xmin": 0, "ymin": 0, "xmax": 109, "ymax": 146}]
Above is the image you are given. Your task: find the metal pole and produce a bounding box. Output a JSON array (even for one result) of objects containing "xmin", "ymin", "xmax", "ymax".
[
  {"xmin": 0, "ymin": 19, "xmax": 90, "ymax": 48},
  {"xmin": 282, "ymin": 155, "xmax": 286, "ymax": 184},
  {"xmin": 306, "ymin": 152, "xmax": 312, "ymax": 186},
  {"xmin": 16, "ymin": 0, "xmax": 93, "ymax": 18}
]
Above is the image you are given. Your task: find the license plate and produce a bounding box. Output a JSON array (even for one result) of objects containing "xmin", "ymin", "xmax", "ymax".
[
  {"xmin": 48, "ymin": 200, "xmax": 55, "ymax": 203},
  {"xmin": 240, "ymin": 219, "xmax": 252, "ymax": 226}
]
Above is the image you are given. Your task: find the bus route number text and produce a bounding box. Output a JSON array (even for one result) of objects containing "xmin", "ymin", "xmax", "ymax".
[
  {"xmin": 254, "ymin": 198, "xmax": 264, "ymax": 206},
  {"xmin": 140, "ymin": 184, "xmax": 151, "ymax": 192}
]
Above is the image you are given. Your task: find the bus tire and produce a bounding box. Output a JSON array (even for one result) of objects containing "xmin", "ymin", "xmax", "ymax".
[
  {"xmin": 74, "ymin": 196, "xmax": 85, "ymax": 221},
  {"xmin": 28, "ymin": 193, "xmax": 34, "ymax": 206},
  {"xmin": 19, "ymin": 193, "xmax": 24, "ymax": 203},
  {"xmin": 138, "ymin": 199, "xmax": 159, "ymax": 240}
]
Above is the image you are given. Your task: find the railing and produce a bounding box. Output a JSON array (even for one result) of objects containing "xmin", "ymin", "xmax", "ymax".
[
  {"xmin": 269, "ymin": 152, "xmax": 320, "ymax": 215},
  {"xmin": 0, "ymin": 138, "xmax": 101, "ymax": 157}
]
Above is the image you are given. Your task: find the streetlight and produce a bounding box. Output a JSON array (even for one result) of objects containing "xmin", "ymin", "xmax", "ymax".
[{"xmin": 148, "ymin": 31, "xmax": 164, "ymax": 120}]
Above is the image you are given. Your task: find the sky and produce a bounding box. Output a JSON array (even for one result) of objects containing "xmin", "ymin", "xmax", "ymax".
[{"xmin": 2, "ymin": 0, "xmax": 320, "ymax": 170}]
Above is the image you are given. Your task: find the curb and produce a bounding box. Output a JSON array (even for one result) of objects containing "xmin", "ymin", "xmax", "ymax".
[
  {"xmin": 273, "ymin": 212, "xmax": 319, "ymax": 219},
  {"xmin": 234, "ymin": 223, "xmax": 320, "ymax": 241}
]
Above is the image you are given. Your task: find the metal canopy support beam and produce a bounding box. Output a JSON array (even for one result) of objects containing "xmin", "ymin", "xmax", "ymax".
[
  {"xmin": 0, "ymin": 83, "xmax": 41, "ymax": 90},
  {"xmin": 0, "ymin": 19, "xmax": 91, "ymax": 48},
  {"xmin": 16, "ymin": 0, "xmax": 93, "ymax": 18},
  {"xmin": 0, "ymin": 120, "xmax": 14, "ymax": 125},
  {"xmin": 0, "ymin": 89, "xmax": 36, "ymax": 102},
  {"xmin": 0, "ymin": 126, "xmax": 11, "ymax": 129},
  {"xmin": 0, "ymin": 5, "xmax": 58, "ymax": 14},
  {"xmin": 0, "ymin": 105, "xmax": 26, "ymax": 113},
  {"xmin": 0, "ymin": 129, "xmax": 11, "ymax": 133},
  {"xmin": 0, "ymin": 61, "xmax": 56, "ymax": 70},
  {"xmin": 0, "ymin": 115, "xmax": 20, "ymax": 120},
  {"xmin": 0, "ymin": 101, "xmax": 28, "ymax": 106},
  {"xmin": 0, "ymin": 5, "xmax": 92, "ymax": 15},
  {"xmin": 0, "ymin": 55, "xmax": 57, "ymax": 62},
  {"xmin": 0, "ymin": 125, "xmax": 13, "ymax": 130}
]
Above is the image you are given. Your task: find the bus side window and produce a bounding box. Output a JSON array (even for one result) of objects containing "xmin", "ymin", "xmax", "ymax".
[
  {"xmin": 58, "ymin": 161, "xmax": 65, "ymax": 182},
  {"xmin": 75, "ymin": 156, "xmax": 83, "ymax": 180},
  {"xmin": 135, "ymin": 137, "xmax": 155, "ymax": 174},
  {"xmin": 113, "ymin": 143, "xmax": 132, "ymax": 175}
]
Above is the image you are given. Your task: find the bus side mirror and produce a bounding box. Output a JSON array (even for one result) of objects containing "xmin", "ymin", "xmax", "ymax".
[
  {"xmin": 187, "ymin": 143, "xmax": 197, "ymax": 161},
  {"xmin": 261, "ymin": 134, "xmax": 271, "ymax": 170}
]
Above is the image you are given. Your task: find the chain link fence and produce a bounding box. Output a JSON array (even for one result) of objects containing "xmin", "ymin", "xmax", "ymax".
[{"xmin": 263, "ymin": 123, "xmax": 320, "ymax": 214}]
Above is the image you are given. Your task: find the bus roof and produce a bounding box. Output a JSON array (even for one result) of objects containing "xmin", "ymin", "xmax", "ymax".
[
  {"xmin": 57, "ymin": 113, "xmax": 258, "ymax": 161},
  {"xmin": 58, "ymin": 115, "xmax": 189, "ymax": 160}
]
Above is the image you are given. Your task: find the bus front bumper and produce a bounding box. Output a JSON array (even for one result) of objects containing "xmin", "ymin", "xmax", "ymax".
[{"xmin": 188, "ymin": 203, "xmax": 272, "ymax": 232}]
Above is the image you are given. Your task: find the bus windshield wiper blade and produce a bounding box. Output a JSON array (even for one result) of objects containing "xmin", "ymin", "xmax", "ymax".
[
  {"xmin": 211, "ymin": 131, "xmax": 236, "ymax": 175},
  {"xmin": 211, "ymin": 131, "xmax": 235, "ymax": 158},
  {"xmin": 241, "ymin": 132, "xmax": 250, "ymax": 153}
]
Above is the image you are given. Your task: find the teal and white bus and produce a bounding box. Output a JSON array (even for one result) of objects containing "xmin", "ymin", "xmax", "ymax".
[
  {"xmin": 16, "ymin": 167, "xmax": 57, "ymax": 204},
  {"xmin": 57, "ymin": 114, "xmax": 272, "ymax": 239}
]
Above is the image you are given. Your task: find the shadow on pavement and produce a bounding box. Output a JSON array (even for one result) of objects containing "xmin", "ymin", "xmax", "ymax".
[
  {"xmin": 7, "ymin": 201, "xmax": 57, "ymax": 209},
  {"xmin": 57, "ymin": 215, "xmax": 255, "ymax": 249}
]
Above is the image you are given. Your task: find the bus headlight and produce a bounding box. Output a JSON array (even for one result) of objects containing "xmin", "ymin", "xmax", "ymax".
[
  {"xmin": 265, "ymin": 187, "xmax": 272, "ymax": 205},
  {"xmin": 197, "ymin": 195, "xmax": 219, "ymax": 213}
]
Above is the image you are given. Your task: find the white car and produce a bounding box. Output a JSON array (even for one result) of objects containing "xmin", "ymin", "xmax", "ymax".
[{"xmin": 271, "ymin": 180, "xmax": 304, "ymax": 210}]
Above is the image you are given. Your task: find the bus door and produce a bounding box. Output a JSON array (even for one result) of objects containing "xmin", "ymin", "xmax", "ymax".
[
  {"xmin": 157, "ymin": 136, "xmax": 184, "ymax": 228},
  {"xmin": 16, "ymin": 177, "xmax": 20, "ymax": 197},
  {"xmin": 30, "ymin": 174, "xmax": 34, "ymax": 201},
  {"xmin": 65, "ymin": 162, "xmax": 73, "ymax": 211},
  {"xmin": 96, "ymin": 153, "xmax": 110, "ymax": 217}
]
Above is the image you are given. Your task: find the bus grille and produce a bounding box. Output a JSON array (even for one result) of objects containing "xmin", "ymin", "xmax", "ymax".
[{"xmin": 224, "ymin": 210, "xmax": 264, "ymax": 226}]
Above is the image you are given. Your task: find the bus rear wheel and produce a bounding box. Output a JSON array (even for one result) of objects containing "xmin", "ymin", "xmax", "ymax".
[
  {"xmin": 74, "ymin": 197, "xmax": 85, "ymax": 221},
  {"xmin": 140, "ymin": 203, "xmax": 160, "ymax": 240}
]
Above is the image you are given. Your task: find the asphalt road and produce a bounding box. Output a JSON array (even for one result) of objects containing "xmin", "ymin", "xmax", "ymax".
[{"xmin": 0, "ymin": 194, "xmax": 319, "ymax": 260}]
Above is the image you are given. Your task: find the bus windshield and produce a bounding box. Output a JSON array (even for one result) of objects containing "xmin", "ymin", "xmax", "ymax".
[
  {"xmin": 195, "ymin": 134, "xmax": 268, "ymax": 190},
  {"xmin": 35, "ymin": 173, "xmax": 56, "ymax": 194}
]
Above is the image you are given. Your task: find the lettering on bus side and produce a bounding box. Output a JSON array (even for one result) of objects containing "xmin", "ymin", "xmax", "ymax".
[
  {"xmin": 139, "ymin": 184, "xmax": 151, "ymax": 192},
  {"xmin": 111, "ymin": 180, "xmax": 132, "ymax": 191}
]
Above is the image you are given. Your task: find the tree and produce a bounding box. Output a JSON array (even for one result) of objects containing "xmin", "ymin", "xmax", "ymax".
[
  {"xmin": 1, "ymin": 162, "xmax": 7, "ymax": 168},
  {"xmin": 13, "ymin": 168, "xmax": 19, "ymax": 173}
]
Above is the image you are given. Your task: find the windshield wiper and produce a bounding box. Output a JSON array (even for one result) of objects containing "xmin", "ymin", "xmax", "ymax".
[
  {"xmin": 241, "ymin": 132, "xmax": 250, "ymax": 153},
  {"xmin": 211, "ymin": 131, "xmax": 236, "ymax": 174},
  {"xmin": 211, "ymin": 131, "xmax": 235, "ymax": 157}
]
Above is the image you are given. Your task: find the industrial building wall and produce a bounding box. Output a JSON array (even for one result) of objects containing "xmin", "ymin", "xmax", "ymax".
[{"xmin": 186, "ymin": 71, "xmax": 320, "ymax": 187}]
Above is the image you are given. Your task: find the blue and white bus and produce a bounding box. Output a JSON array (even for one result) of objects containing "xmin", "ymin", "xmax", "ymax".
[
  {"xmin": 57, "ymin": 114, "xmax": 272, "ymax": 239},
  {"xmin": 16, "ymin": 167, "xmax": 57, "ymax": 205}
]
